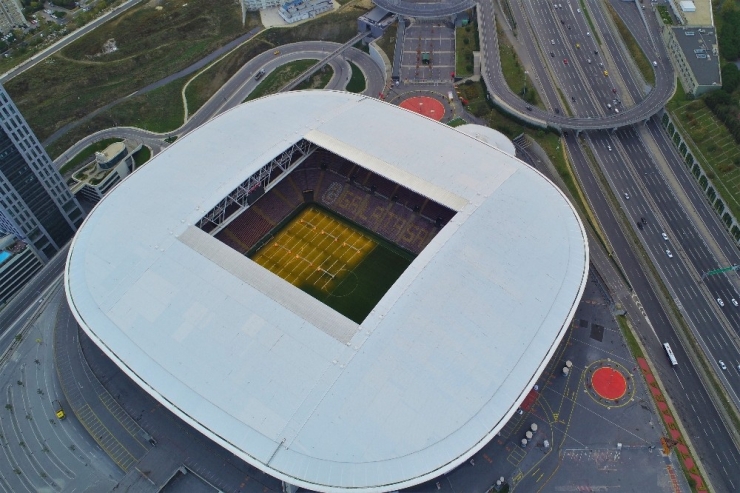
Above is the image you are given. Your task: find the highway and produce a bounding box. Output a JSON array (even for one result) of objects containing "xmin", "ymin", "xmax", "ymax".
[
  {"xmin": 478, "ymin": 0, "xmax": 675, "ymax": 129},
  {"xmin": 491, "ymin": 0, "xmax": 740, "ymax": 490}
]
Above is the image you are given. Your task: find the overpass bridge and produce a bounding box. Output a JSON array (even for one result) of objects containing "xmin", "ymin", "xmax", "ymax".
[{"xmin": 476, "ymin": 0, "xmax": 676, "ymax": 131}]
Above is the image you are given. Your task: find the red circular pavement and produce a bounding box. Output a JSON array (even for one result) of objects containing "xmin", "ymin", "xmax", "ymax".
[
  {"xmin": 399, "ymin": 96, "xmax": 445, "ymax": 121},
  {"xmin": 591, "ymin": 367, "xmax": 627, "ymax": 400}
]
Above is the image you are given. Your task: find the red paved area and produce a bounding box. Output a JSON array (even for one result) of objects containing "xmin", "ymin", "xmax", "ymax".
[
  {"xmin": 520, "ymin": 389, "xmax": 538, "ymax": 412},
  {"xmin": 399, "ymin": 96, "xmax": 445, "ymax": 121},
  {"xmin": 637, "ymin": 357, "xmax": 707, "ymax": 492},
  {"xmin": 591, "ymin": 367, "xmax": 627, "ymax": 400}
]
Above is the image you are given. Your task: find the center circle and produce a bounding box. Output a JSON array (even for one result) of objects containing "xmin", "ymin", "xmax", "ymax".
[
  {"xmin": 591, "ymin": 367, "xmax": 627, "ymax": 400},
  {"xmin": 399, "ymin": 96, "xmax": 445, "ymax": 121}
]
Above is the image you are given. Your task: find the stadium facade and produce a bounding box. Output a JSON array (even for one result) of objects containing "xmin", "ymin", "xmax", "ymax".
[{"xmin": 65, "ymin": 91, "xmax": 588, "ymax": 492}]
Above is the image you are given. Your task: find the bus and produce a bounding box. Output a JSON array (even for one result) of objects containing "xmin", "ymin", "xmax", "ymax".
[{"xmin": 663, "ymin": 343, "xmax": 678, "ymax": 366}]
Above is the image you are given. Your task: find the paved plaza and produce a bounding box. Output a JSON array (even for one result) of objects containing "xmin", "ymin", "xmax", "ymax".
[{"xmin": 400, "ymin": 22, "xmax": 456, "ymax": 84}]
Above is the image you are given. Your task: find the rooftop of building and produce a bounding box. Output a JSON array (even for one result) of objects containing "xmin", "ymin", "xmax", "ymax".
[
  {"xmin": 66, "ymin": 91, "xmax": 588, "ymax": 493},
  {"xmin": 671, "ymin": 25, "xmax": 721, "ymax": 87}
]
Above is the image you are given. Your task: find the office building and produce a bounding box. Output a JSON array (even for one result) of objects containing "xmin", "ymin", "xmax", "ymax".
[{"xmin": 0, "ymin": 85, "xmax": 83, "ymax": 262}]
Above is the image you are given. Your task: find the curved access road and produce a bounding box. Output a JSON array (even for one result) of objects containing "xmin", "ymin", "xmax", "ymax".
[
  {"xmin": 53, "ymin": 40, "xmax": 385, "ymax": 168},
  {"xmin": 477, "ymin": 0, "xmax": 675, "ymax": 130}
]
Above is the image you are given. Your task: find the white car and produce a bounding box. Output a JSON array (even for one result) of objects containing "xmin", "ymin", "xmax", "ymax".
[
  {"xmin": 665, "ymin": 249, "xmax": 673, "ymax": 258},
  {"xmin": 717, "ymin": 298, "xmax": 725, "ymax": 307},
  {"xmin": 587, "ymin": 31, "xmax": 591, "ymax": 36},
  {"xmin": 607, "ymin": 145, "xmax": 612, "ymax": 151},
  {"xmin": 577, "ymin": 7, "xmax": 581, "ymax": 12},
  {"xmin": 624, "ymin": 192, "xmax": 630, "ymax": 199},
  {"xmin": 661, "ymin": 233, "xmax": 668, "ymax": 241},
  {"xmin": 719, "ymin": 360, "xmax": 727, "ymax": 371},
  {"xmin": 732, "ymin": 298, "xmax": 739, "ymax": 307}
]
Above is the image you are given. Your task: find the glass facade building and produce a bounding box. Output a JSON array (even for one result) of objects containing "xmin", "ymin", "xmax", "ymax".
[{"xmin": 0, "ymin": 85, "xmax": 83, "ymax": 262}]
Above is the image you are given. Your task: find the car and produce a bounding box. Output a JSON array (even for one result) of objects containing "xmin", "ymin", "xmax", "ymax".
[
  {"xmin": 587, "ymin": 58, "xmax": 592, "ymax": 64},
  {"xmin": 666, "ymin": 249, "xmax": 673, "ymax": 258},
  {"xmin": 254, "ymin": 69, "xmax": 266, "ymax": 80},
  {"xmin": 612, "ymin": 88, "xmax": 617, "ymax": 93},
  {"xmin": 607, "ymin": 103, "xmax": 612, "ymax": 109},
  {"xmin": 717, "ymin": 298, "xmax": 725, "ymax": 307},
  {"xmin": 550, "ymin": 51, "xmax": 555, "ymax": 57},
  {"xmin": 614, "ymin": 108, "xmax": 619, "ymax": 113},
  {"xmin": 599, "ymin": 62, "xmax": 604, "ymax": 67},
  {"xmin": 273, "ymin": 50, "xmax": 281, "ymax": 55},
  {"xmin": 526, "ymin": 105, "xmax": 532, "ymax": 111},
  {"xmin": 577, "ymin": 7, "xmax": 581, "ymax": 12},
  {"xmin": 624, "ymin": 192, "xmax": 630, "ymax": 199},
  {"xmin": 576, "ymin": 43, "xmax": 580, "ymax": 49},
  {"xmin": 737, "ymin": 364, "xmax": 740, "ymax": 372},
  {"xmin": 564, "ymin": 58, "xmax": 568, "ymax": 65},
  {"xmin": 571, "ymin": 96, "xmax": 576, "ymax": 102},
  {"xmin": 603, "ymin": 70, "xmax": 609, "ymax": 76},
  {"xmin": 586, "ymin": 31, "xmax": 591, "ymax": 36},
  {"xmin": 661, "ymin": 233, "xmax": 668, "ymax": 240},
  {"xmin": 594, "ymin": 50, "xmax": 598, "ymax": 55},
  {"xmin": 607, "ymin": 144, "xmax": 612, "ymax": 151},
  {"xmin": 719, "ymin": 360, "xmax": 727, "ymax": 370},
  {"xmin": 555, "ymin": 108, "xmax": 560, "ymax": 114},
  {"xmin": 653, "ymin": 60, "xmax": 658, "ymax": 67},
  {"xmin": 551, "ymin": 39, "xmax": 555, "ymax": 45},
  {"xmin": 732, "ymin": 298, "xmax": 739, "ymax": 307}
]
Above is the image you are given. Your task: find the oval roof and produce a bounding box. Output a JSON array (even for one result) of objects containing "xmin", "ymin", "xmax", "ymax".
[{"xmin": 65, "ymin": 91, "xmax": 588, "ymax": 492}]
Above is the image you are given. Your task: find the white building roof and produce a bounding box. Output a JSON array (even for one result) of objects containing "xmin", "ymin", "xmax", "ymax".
[{"xmin": 65, "ymin": 91, "xmax": 588, "ymax": 492}]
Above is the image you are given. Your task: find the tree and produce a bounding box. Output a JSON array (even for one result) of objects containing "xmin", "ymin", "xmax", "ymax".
[
  {"xmin": 719, "ymin": 9, "xmax": 740, "ymax": 60},
  {"xmin": 721, "ymin": 63, "xmax": 740, "ymax": 93}
]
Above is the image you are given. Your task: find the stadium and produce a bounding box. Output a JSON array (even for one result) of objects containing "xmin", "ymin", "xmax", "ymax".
[{"xmin": 64, "ymin": 91, "xmax": 589, "ymax": 492}]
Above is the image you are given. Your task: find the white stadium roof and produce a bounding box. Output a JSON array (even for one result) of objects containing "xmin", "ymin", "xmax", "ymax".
[{"xmin": 65, "ymin": 91, "xmax": 588, "ymax": 492}]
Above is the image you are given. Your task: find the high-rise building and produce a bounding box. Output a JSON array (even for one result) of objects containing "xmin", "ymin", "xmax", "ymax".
[{"xmin": 0, "ymin": 85, "xmax": 83, "ymax": 262}]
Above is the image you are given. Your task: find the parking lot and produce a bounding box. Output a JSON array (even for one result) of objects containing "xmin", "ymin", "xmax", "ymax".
[{"xmin": 399, "ymin": 22, "xmax": 455, "ymax": 84}]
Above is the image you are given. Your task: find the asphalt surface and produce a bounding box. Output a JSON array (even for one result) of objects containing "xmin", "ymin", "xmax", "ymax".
[
  {"xmin": 478, "ymin": 0, "xmax": 675, "ymax": 129},
  {"xmin": 493, "ymin": 0, "xmax": 740, "ymax": 488},
  {"xmin": 0, "ymin": 284, "xmax": 122, "ymax": 492}
]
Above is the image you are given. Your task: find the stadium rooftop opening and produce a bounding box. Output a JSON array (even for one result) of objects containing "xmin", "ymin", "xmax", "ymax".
[{"xmin": 66, "ymin": 91, "xmax": 588, "ymax": 493}]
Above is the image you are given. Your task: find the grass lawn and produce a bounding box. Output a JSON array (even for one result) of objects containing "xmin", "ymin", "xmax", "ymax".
[
  {"xmin": 495, "ymin": 17, "xmax": 541, "ymax": 108},
  {"xmin": 295, "ymin": 64, "xmax": 335, "ymax": 90},
  {"xmin": 603, "ymin": 1, "xmax": 655, "ymax": 86},
  {"xmin": 375, "ymin": 22, "xmax": 397, "ymax": 61},
  {"xmin": 247, "ymin": 59, "xmax": 317, "ymax": 101},
  {"xmin": 657, "ymin": 5, "xmax": 674, "ymax": 25},
  {"xmin": 455, "ymin": 21, "xmax": 479, "ymax": 77},
  {"xmin": 44, "ymin": 4, "xmax": 366, "ymax": 159},
  {"xmin": 447, "ymin": 117, "xmax": 467, "ymax": 127},
  {"xmin": 133, "ymin": 146, "xmax": 151, "ymax": 168},
  {"xmin": 250, "ymin": 204, "xmax": 413, "ymax": 323},
  {"xmin": 578, "ymin": 0, "xmax": 602, "ymax": 46},
  {"xmin": 6, "ymin": 0, "xmax": 261, "ymax": 143},
  {"xmin": 59, "ymin": 138, "xmax": 122, "ymax": 176},
  {"xmin": 346, "ymin": 61, "xmax": 366, "ymax": 93},
  {"xmin": 669, "ymin": 99, "xmax": 740, "ymax": 221}
]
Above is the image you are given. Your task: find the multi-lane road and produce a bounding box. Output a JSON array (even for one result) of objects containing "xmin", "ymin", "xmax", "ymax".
[{"xmin": 490, "ymin": 0, "xmax": 740, "ymax": 490}]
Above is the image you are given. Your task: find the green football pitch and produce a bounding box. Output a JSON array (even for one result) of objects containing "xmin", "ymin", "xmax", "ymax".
[{"xmin": 250, "ymin": 204, "xmax": 414, "ymax": 323}]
